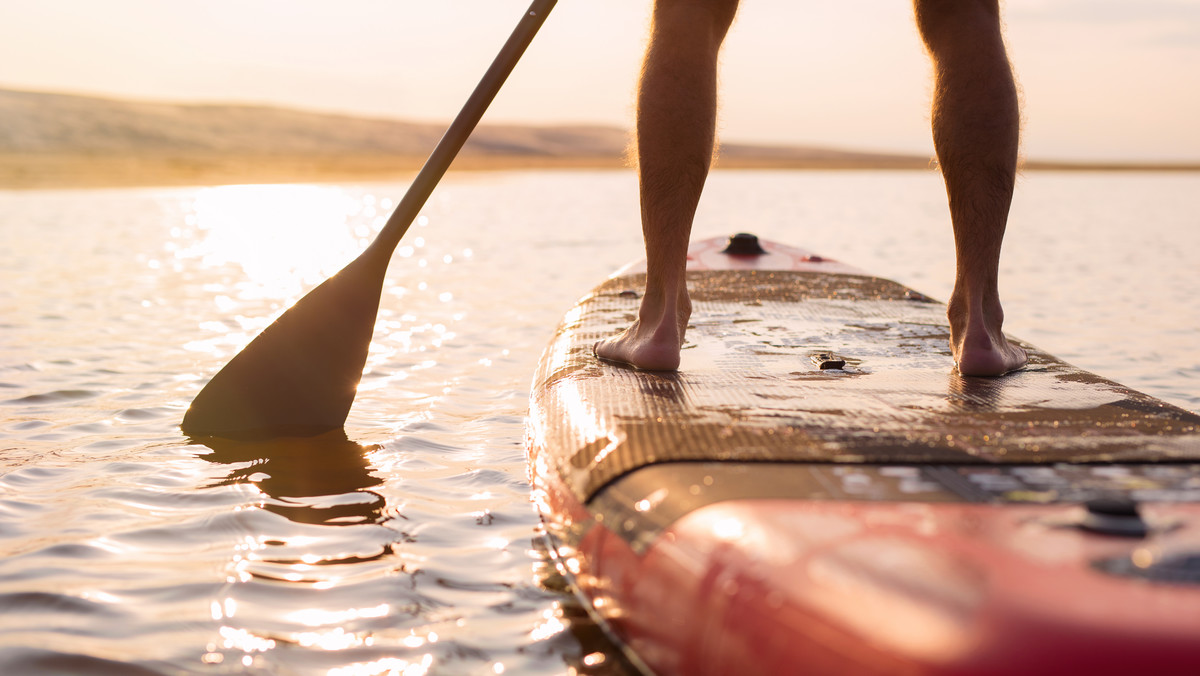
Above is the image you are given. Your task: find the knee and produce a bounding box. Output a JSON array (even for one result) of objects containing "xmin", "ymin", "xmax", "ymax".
[
  {"xmin": 655, "ymin": 0, "xmax": 740, "ymax": 35},
  {"xmin": 914, "ymin": 0, "xmax": 1001, "ymax": 53}
]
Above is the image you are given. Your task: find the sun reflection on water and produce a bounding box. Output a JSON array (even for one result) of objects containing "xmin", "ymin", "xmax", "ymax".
[
  {"xmin": 179, "ymin": 184, "xmax": 376, "ymax": 301},
  {"xmin": 529, "ymin": 606, "xmax": 567, "ymax": 641},
  {"xmin": 328, "ymin": 654, "xmax": 434, "ymax": 676},
  {"xmin": 285, "ymin": 604, "xmax": 391, "ymax": 627},
  {"xmin": 217, "ymin": 625, "xmax": 276, "ymax": 653}
]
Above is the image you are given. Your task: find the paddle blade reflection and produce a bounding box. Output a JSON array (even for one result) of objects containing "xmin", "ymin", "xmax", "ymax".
[{"xmin": 196, "ymin": 430, "xmax": 386, "ymax": 526}]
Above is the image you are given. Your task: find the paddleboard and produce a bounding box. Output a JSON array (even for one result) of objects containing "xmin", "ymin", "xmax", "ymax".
[{"xmin": 526, "ymin": 234, "xmax": 1200, "ymax": 676}]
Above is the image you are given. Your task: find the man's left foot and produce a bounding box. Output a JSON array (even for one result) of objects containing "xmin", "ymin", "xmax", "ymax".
[{"xmin": 949, "ymin": 296, "xmax": 1028, "ymax": 376}]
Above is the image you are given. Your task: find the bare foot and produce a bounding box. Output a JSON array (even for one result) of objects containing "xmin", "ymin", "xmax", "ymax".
[
  {"xmin": 594, "ymin": 291, "xmax": 691, "ymax": 371},
  {"xmin": 948, "ymin": 296, "xmax": 1028, "ymax": 376}
]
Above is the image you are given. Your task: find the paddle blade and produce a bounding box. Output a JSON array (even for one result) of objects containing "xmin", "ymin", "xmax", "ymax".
[{"xmin": 182, "ymin": 250, "xmax": 387, "ymax": 437}]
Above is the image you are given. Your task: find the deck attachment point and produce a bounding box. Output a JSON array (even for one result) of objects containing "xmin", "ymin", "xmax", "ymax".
[
  {"xmin": 721, "ymin": 233, "xmax": 768, "ymax": 256},
  {"xmin": 810, "ymin": 352, "xmax": 847, "ymax": 370},
  {"xmin": 1081, "ymin": 497, "xmax": 1148, "ymax": 538}
]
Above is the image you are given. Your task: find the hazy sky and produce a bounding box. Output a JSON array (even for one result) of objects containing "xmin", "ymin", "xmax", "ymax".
[{"xmin": 2, "ymin": 0, "xmax": 1198, "ymax": 161}]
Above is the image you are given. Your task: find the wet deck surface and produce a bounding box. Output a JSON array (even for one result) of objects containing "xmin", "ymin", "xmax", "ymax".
[{"xmin": 529, "ymin": 270, "xmax": 1200, "ymax": 503}]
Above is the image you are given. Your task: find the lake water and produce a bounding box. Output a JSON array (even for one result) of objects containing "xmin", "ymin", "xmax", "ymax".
[{"xmin": 1, "ymin": 169, "xmax": 1197, "ymax": 675}]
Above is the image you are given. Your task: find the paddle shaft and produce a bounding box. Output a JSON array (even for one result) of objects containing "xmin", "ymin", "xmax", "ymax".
[{"xmin": 373, "ymin": 0, "xmax": 557, "ymax": 255}]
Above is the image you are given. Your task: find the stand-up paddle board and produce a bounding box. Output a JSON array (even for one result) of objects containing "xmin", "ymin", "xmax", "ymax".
[{"xmin": 526, "ymin": 234, "xmax": 1200, "ymax": 676}]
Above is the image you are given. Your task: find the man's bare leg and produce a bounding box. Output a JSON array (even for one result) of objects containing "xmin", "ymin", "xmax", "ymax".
[
  {"xmin": 916, "ymin": 0, "xmax": 1028, "ymax": 376},
  {"xmin": 594, "ymin": 0, "xmax": 739, "ymax": 371}
]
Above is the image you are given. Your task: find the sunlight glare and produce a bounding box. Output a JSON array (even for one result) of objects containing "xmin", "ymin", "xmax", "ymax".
[
  {"xmin": 530, "ymin": 607, "xmax": 566, "ymax": 641},
  {"xmin": 295, "ymin": 626, "xmax": 364, "ymax": 650},
  {"xmin": 186, "ymin": 185, "xmax": 368, "ymax": 301},
  {"xmin": 328, "ymin": 654, "xmax": 433, "ymax": 676},
  {"xmin": 286, "ymin": 604, "xmax": 390, "ymax": 627},
  {"xmin": 219, "ymin": 626, "xmax": 276, "ymax": 653}
]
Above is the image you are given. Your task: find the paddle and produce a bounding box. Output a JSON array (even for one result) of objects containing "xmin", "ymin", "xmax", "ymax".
[{"xmin": 182, "ymin": 0, "xmax": 558, "ymax": 438}]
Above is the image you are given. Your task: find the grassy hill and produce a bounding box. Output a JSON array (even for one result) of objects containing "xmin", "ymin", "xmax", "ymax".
[{"xmin": 0, "ymin": 88, "xmax": 939, "ymax": 188}]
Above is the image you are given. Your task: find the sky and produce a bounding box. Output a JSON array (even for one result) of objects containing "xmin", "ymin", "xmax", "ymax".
[{"xmin": 2, "ymin": 0, "xmax": 1198, "ymax": 162}]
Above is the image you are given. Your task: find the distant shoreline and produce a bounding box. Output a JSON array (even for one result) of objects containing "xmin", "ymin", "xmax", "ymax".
[
  {"xmin": 4, "ymin": 88, "xmax": 1196, "ymax": 189},
  {"xmin": 2, "ymin": 152, "xmax": 1197, "ymax": 190},
  {"xmin": 0, "ymin": 153, "xmax": 624, "ymax": 190}
]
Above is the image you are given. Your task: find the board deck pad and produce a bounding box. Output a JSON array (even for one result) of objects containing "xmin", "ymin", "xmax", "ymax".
[{"xmin": 531, "ymin": 263, "xmax": 1200, "ymax": 504}]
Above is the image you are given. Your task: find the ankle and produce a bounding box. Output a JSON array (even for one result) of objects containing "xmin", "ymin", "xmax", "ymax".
[
  {"xmin": 636, "ymin": 283, "xmax": 691, "ymax": 324},
  {"xmin": 948, "ymin": 287, "xmax": 1004, "ymax": 333}
]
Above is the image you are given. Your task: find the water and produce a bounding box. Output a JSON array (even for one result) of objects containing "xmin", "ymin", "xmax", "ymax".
[{"xmin": 1, "ymin": 170, "xmax": 1197, "ymax": 675}]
